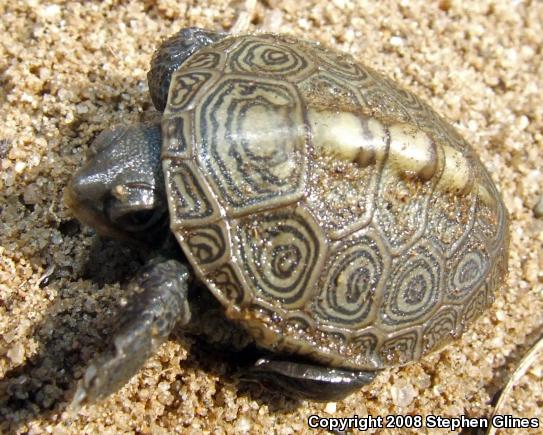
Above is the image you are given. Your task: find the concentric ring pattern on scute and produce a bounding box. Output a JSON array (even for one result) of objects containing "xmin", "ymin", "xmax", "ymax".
[
  {"xmin": 381, "ymin": 242, "xmax": 444, "ymax": 328},
  {"xmin": 227, "ymin": 35, "xmax": 315, "ymax": 81},
  {"xmin": 237, "ymin": 206, "xmax": 325, "ymax": 309},
  {"xmin": 195, "ymin": 75, "xmax": 306, "ymax": 215},
  {"xmin": 160, "ymin": 33, "xmax": 509, "ymax": 370},
  {"xmin": 314, "ymin": 230, "xmax": 387, "ymax": 328}
]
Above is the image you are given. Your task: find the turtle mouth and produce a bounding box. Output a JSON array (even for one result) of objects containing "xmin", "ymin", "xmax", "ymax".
[{"xmin": 64, "ymin": 183, "xmax": 136, "ymax": 242}]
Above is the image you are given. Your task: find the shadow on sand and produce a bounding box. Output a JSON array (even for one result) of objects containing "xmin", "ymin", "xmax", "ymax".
[{"xmin": 0, "ymin": 236, "xmax": 300, "ymax": 433}]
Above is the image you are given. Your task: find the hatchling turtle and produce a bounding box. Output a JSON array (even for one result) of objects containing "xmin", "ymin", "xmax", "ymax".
[{"xmin": 66, "ymin": 28, "xmax": 509, "ymax": 405}]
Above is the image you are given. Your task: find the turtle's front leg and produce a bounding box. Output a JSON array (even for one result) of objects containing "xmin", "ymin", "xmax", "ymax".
[{"xmin": 70, "ymin": 259, "xmax": 191, "ymax": 409}]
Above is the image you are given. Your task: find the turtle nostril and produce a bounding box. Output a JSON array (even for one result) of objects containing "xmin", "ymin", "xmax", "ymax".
[
  {"xmin": 66, "ymin": 171, "xmax": 102, "ymax": 215},
  {"xmin": 68, "ymin": 165, "xmax": 109, "ymax": 206}
]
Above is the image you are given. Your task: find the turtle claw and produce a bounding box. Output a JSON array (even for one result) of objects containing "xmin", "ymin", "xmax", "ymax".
[
  {"xmin": 68, "ymin": 382, "xmax": 87, "ymax": 414},
  {"xmin": 69, "ymin": 374, "xmax": 93, "ymax": 413}
]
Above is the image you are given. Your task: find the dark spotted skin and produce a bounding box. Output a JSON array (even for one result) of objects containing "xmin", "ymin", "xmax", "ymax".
[{"xmin": 148, "ymin": 28, "xmax": 226, "ymax": 111}]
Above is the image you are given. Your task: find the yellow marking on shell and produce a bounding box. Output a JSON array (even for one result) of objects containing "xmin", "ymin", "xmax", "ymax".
[
  {"xmin": 477, "ymin": 184, "xmax": 494, "ymax": 207},
  {"xmin": 307, "ymin": 109, "xmax": 481, "ymax": 198},
  {"xmin": 437, "ymin": 145, "xmax": 474, "ymax": 195},
  {"xmin": 307, "ymin": 109, "xmax": 387, "ymax": 165},
  {"xmin": 388, "ymin": 123, "xmax": 437, "ymax": 181},
  {"xmin": 241, "ymin": 104, "xmax": 301, "ymax": 180}
]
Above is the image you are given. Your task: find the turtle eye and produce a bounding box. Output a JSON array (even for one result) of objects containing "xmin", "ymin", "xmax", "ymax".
[
  {"xmin": 114, "ymin": 209, "xmax": 162, "ymax": 231},
  {"xmin": 105, "ymin": 185, "xmax": 165, "ymax": 233}
]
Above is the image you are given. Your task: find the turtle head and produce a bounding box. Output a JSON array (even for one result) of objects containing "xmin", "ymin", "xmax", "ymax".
[
  {"xmin": 147, "ymin": 28, "xmax": 226, "ymax": 111},
  {"xmin": 65, "ymin": 121, "xmax": 168, "ymax": 242}
]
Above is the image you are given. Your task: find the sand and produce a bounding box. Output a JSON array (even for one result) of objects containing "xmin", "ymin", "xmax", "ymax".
[{"xmin": 0, "ymin": 0, "xmax": 542, "ymax": 434}]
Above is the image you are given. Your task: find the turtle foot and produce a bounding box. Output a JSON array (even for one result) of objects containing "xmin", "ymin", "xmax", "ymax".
[
  {"xmin": 241, "ymin": 356, "xmax": 378, "ymax": 401},
  {"xmin": 70, "ymin": 259, "xmax": 191, "ymax": 410}
]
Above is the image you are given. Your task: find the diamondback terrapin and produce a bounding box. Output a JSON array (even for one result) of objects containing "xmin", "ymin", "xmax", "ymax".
[{"xmin": 66, "ymin": 28, "xmax": 509, "ymax": 405}]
